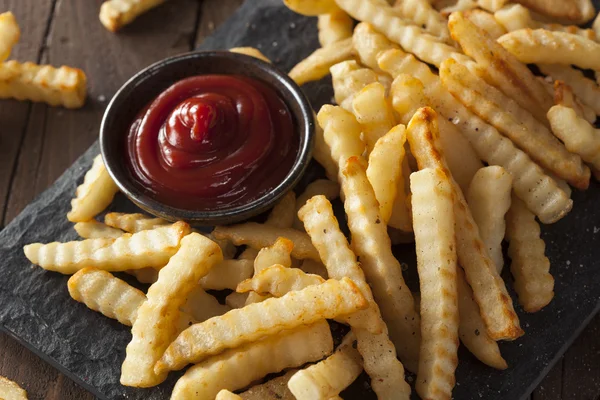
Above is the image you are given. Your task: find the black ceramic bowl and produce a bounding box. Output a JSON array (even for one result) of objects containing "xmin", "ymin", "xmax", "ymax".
[{"xmin": 100, "ymin": 51, "xmax": 314, "ymax": 225}]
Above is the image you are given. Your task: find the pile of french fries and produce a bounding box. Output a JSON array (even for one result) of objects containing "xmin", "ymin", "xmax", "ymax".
[{"xmin": 19, "ymin": 0, "xmax": 600, "ymax": 399}]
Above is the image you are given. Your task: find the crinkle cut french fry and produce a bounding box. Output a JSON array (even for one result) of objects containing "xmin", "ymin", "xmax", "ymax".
[
  {"xmin": 120, "ymin": 233, "xmax": 223, "ymax": 387},
  {"xmin": 213, "ymin": 223, "xmax": 320, "ymax": 261},
  {"xmin": 23, "ymin": 222, "xmax": 191, "ymax": 274},
  {"xmin": 406, "ymin": 107, "xmax": 523, "ymax": 341},
  {"xmin": 539, "ymin": 64, "xmax": 600, "ymax": 117},
  {"xmin": 283, "ymin": 0, "xmax": 341, "ymax": 15},
  {"xmin": 352, "ymin": 82, "xmax": 396, "ymax": 155},
  {"xmin": 67, "ymin": 155, "xmax": 118, "ymax": 222},
  {"xmin": 181, "ymin": 286, "xmax": 230, "ymax": 322},
  {"xmin": 330, "ymin": 60, "xmax": 379, "ymax": 111},
  {"xmin": 0, "ymin": 376, "xmax": 27, "ymax": 400},
  {"xmin": 298, "ymin": 195, "xmax": 411, "ymax": 394},
  {"xmin": 340, "ymin": 157, "xmax": 422, "ymax": 371},
  {"xmin": 216, "ymin": 390, "xmax": 242, "ymax": 400},
  {"xmin": 225, "ymin": 292, "xmax": 248, "ymax": 309},
  {"xmin": 74, "ymin": 221, "xmax": 124, "ymax": 239},
  {"xmin": 506, "ymin": 196, "xmax": 554, "ymax": 313},
  {"xmin": 156, "ymin": 278, "xmax": 367, "ymax": 373},
  {"xmin": 244, "ymin": 291, "xmax": 272, "ymax": 305},
  {"xmin": 411, "ymin": 167, "xmax": 459, "ymax": 400},
  {"xmin": 170, "ymin": 322, "xmax": 333, "ymax": 400},
  {"xmin": 289, "ymin": 38, "xmax": 354, "ymax": 86},
  {"xmin": 464, "ymin": 9, "xmax": 506, "ymax": 39},
  {"xmin": 507, "ymin": 0, "xmax": 594, "ymax": 25},
  {"xmin": 200, "ymin": 259, "xmax": 254, "ymax": 290},
  {"xmin": 265, "ymin": 191, "xmax": 296, "ymax": 229},
  {"xmin": 456, "ymin": 267, "xmax": 507, "ymax": 370},
  {"xmin": 498, "ymin": 29, "xmax": 600, "ymax": 70},
  {"xmin": 104, "ymin": 212, "xmax": 168, "ymax": 233},
  {"xmin": 0, "ymin": 12, "xmax": 20, "ymax": 62},
  {"xmin": 352, "ymin": 22, "xmax": 398, "ymax": 72},
  {"xmin": 467, "ymin": 166, "xmax": 512, "ymax": 273},
  {"xmin": 334, "ymin": 0, "xmax": 471, "ymax": 68},
  {"xmin": 293, "ymin": 179, "xmax": 340, "ymax": 230},
  {"xmin": 288, "ymin": 332, "xmax": 363, "ymax": 400},
  {"xmin": 318, "ymin": 10, "xmax": 354, "ymax": 47},
  {"xmin": 229, "ymin": 47, "xmax": 271, "ymax": 63},
  {"xmin": 392, "ymin": 0, "xmax": 451, "ymax": 42},
  {"xmin": 547, "ymin": 105, "xmax": 600, "ymax": 172},
  {"xmin": 552, "ymin": 79, "xmax": 596, "ymax": 124},
  {"xmin": 99, "ymin": 0, "xmax": 166, "ymax": 32},
  {"xmin": 448, "ymin": 12, "xmax": 553, "ymax": 125},
  {"xmin": 236, "ymin": 264, "xmax": 325, "ymax": 296},
  {"xmin": 253, "ymin": 237, "xmax": 294, "ymax": 273},
  {"xmin": 313, "ymin": 112, "xmax": 340, "ymax": 181},
  {"xmin": 240, "ymin": 369, "xmax": 297, "ymax": 400}
]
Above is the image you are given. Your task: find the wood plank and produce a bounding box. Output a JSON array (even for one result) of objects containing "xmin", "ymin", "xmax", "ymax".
[{"xmin": 195, "ymin": 0, "xmax": 244, "ymax": 47}]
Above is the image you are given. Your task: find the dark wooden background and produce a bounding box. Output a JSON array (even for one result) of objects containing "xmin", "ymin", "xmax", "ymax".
[{"xmin": 0, "ymin": 1, "xmax": 597, "ymax": 399}]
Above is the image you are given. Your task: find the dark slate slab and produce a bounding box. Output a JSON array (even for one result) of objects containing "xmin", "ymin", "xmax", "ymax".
[{"xmin": 1, "ymin": 0, "xmax": 599, "ymax": 399}]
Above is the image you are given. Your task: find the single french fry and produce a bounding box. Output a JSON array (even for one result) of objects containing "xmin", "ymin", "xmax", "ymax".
[
  {"xmin": 464, "ymin": 9, "xmax": 506, "ymax": 39},
  {"xmin": 411, "ymin": 167, "xmax": 459, "ymax": 400},
  {"xmin": 99, "ymin": 0, "xmax": 166, "ymax": 32},
  {"xmin": 67, "ymin": 155, "xmax": 118, "ymax": 222},
  {"xmin": 23, "ymin": 222, "xmax": 190, "ymax": 274},
  {"xmin": 0, "ymin": 60, "xmax": 87, "ymax": 109},
  {"xmin": 216, "ymin": 390, "xmax": 242, "ymax": 400},
  {"xmin": 181, "ymin": 286, "xmax": 230, "ymax": 322},
  {"xmin": 317, "ymin": 10, "xmax": 353, "ymax": 46},
  {"xmin": 539, "ymin": 64, "xmax": 600, "ymax": 117},
  {"xmin": 352, "ymin": 22, "xmax": 398, "ymax": 72},
  {"xmin": 288, "ymin": 332, "xmax": 363, "ymax": 400},
  {"xmin": 406, "ymin": 107, "xmax": 523, "ymax": 340},
  {"xmin": 551, "ymin": 79, "xmax": 596, "ymax": 124},
  {"xmin": 120, "ymin": 233, "xmax": 223, "ymax": 387},
  {"xmin": 229, "ymin": 47, "xmax": 271, "ymax": 63},
  {"xmin": 104, "ymin": 212, "xmax": 168, "ymax": 232},
  {"xmin": 466, "ymin": 166, "xmax": 512, "ymax": 273},
  {"xmin": 156, "ymin": 278, "xmax": 367, "ymax": 373},
  {"xmin": 200, "ymin": 259, "xmax": 254, "ymax": 290},
  {"xmin": 265, "ymin": 191, "xmax": 296, "ymax": 229},
  {"xmin": 289, "ymin": 38, "xmax": 354, "ymax": 85},
  {"xmin": 509, "ymin": 0, "xmax": 594, "ymax": 24},
  {"xmin": 225, "ymin": 292, "xmax": 248, "ymax": 309},
  {"xmin": 244, "ymin": 291, "xmax": 272, "ymax": 305},
  {"xmin": 238, "ymin": 247, "xmax": 259, "ymax": 260},
  {"xmin": 506, "ymin": 196, "xmax": 554, "ymax": 312},
  {"xmin": 293, "ymin": 179, "xmax": 340, "ymax": 230},
  {"xmin": 283, "ymin": 0, "xmax": 340, "ymax": 15},
  {"xmin": 314, "ymin": 112, "xmax": 340, "ymax": 181},
  {"xmin": 74, "ymin": 221, "xmax": 124, "ymax": 239},
  {"xmin": 392, "ymin": 0, "xmax": 451, "ymax": 42},
  {"xmin": 253, "ymin": 237, "xmax": 294, "ymax": 273},
  {"xmin": 236, "ymin": 264, "xmax": 325, "ymax": 296},
  {"xmin": 170, "ymin": 323, "xmax": 333, "ymax": 400},
  {"xmin": 213, "ymin": 223, "xmax": 320, "ymax": 261},
  {"xmin": 0, "ymin": 12, "xmax": 20, "ymax": 62},
  {"xmin": 0, "ymin": 376, "xmax": 27, "ymax": 400},
  {"xmin": 330, "ymin": 60, "xmax": 379, "ymax": 111},
  {"xmin": 240, "ymin": 369, "xmax": 297, "ymax": 400}
]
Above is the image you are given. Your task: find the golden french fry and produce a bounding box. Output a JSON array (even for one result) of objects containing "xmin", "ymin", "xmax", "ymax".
[
  {"xmin": 352, "ymin": 22, "xmax": 398, "ymax": 72},
  {"xmin": 238, "ymin": 247, "xmax": 259, "ymax": 260},
  {"xmin": 199, "ymin": 259, "xmax": 254, "ymax": 290},
  {"xmin": 156, "ymin": 278, "xmax": 367, "ymax": 373},
  {"xmin": 456, "ymin": 267, "xmax": 507, "ymax": 370},
  {"xmin": 464, "ymin": 9, "xmax": 506, "ymax": 39},
  {"xmin": 225, "ymin": 292, "xmax": 248, "ymax": 309},
  {"xmin": 0, "ymin": 376, "xmax": 27, "ymax": 400},
  {"xmin": 265, "ymin": 191, "xmax": 296, "ymax": 229},
  {"xmin": 474, "ymin": 0, "xmax": 508, "ymax": 12},
  {"xmin": 0, "ymin": 12, "xmax": 20, "ymax": 61},
  {"xmin": 594, "ymin": 11, "xmax": 600, "ymax": 40},
  {"xmin": 67, "ymin": 155, "xmax": 118, "ymax": 222},
  {"xmin": 551, "ymin": 79, "xmax": 596, "ymax": 124},
  {"xmin": 104, "ymin": 212, "xmax": 168, "ymax": 232},
  {"xmin": 229, "ymin": 47, "xmax": 271, "ymax": 63},
  {"xmin": 181, "ymin": 286, "xmax": 230, "ymax": 322},
  {"xmin": 334, "ymin": 0, "xmax": 471, "ymax": 67},
  {"xmin": 539, "ymin": 64, "xmax": 600, "ymax": 117},
  {"xmin": 216, "ymin": 390, "xmax": 242, "ymax": 400},
  {"xmin": 351, "ymin": 82, "xmax": 396, "ymax": 155},
  {"xmin": 506, "ymin": 196, "xmax": 554, "ymax": 312},
  {"xmin": 498, "ymin": 29, "xmax": 600, "ymax": 70},
  {"xmin": 406, "ymin": 107, "xmax": 523, "ymax": 340},
  {"xmin": 448, "ymin": 12, "xmax": 553, "ymax": 124},
  {"xmin": 0, "ymin": 60, "xmax": 87, "ymax": 109},
  {"xmin": 466, "ymin": 166, "xmax": 512, "ymax": 273},
  {"xmin": 253, "ymin": 237, "xmax": 294, "ymax": 273},
  {"xmin": 120, "ymin": 233, "xmax": 223, "ymax": 387},
  {"xmin": 439, "ymin": 0, "xmax": 477, "ymax": 14},
  {"xmin": 283, "ymin": 0, "xmax": 340, "ymax": 15},
  {"xmin": 318, "ymin": 10, "xmax": 353, "ymax": 46},
  {"xmin": 99, "ymin": 0, "xmax": 166, "ymax": 32},
  {"xmin": 299, "ymin": 259, "xmax": 329, "ymax": 278},
  {"xmin": 392, "ymin": 0, "xmax": 451, "ymax": 42},
  {"xmin": 244, "ymin": 291, "xmax": 272, "ymax": 305},
  {"xmin": 24, "ymin": 222, "xmax": 190, "ymax": 274},
  {"xmin": 240, "ymin": 369, "xmax": 297, "ymax": 400},
  {"xmin": 213, "ymin": 223, "xmax": 320, "ymax": 261},
  {"xmin": 170, "ymin": 323, "xmax": 333, "ymax": 400},
  {"xmin": 288, "ymin": 332, "xmax": 363, "ymax": 400},
  {"xmin": 411, "ymin": 167, "xmax": 459, "ymax": 400},
  {"xmin": 548, "ymin": 105, "xmax": 600, "ymax": 172},
  {"xmin": 330, "ymin": 60, "xmax": 379, "ymax": 111},
  {"xmin": 313, "ymin": 112, "xmax": 340, "ymax": 181},
  {"xmin": 236, "ymin": 264, "xmax": 325, "ymax": 296},
  {"xmin": 293, "ymin": 179, "xmax": 340, "ymax": 230},
  {"xmin": 73, "ymin": 221, "xmax": 124, "ymax": 239},
  {"xmin": 289, "ymin": 38, "xmax": 354, "ymax": 85},
  {"xmin": 510, "ymin": 0, "xmax": 594, "ymax": 24}
]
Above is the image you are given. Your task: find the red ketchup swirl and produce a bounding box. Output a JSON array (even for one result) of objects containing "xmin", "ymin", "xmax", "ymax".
[{"xmin": 126, "ymin": 75, "xmax": 298, "ymax": 210}]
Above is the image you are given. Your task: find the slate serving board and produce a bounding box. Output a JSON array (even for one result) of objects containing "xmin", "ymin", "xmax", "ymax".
[{"xmin": 1, "ymin": 0, "xmax": 599, "ymax": 399}]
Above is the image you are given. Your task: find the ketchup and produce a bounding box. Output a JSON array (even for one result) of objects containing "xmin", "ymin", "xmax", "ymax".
[{"xmin": 126, "ymin": 75, "xmax": 299, "ymax": 210}]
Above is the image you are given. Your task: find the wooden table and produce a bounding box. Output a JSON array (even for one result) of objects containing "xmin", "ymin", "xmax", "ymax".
[{"xmin": 0, "ymin": 1, "xmax": 598, "ymax": 399}]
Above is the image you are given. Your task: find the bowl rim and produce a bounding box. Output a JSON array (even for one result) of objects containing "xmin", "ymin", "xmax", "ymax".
[{"xmin": 100, "ymin": 50, "xmax": 315, "ymax": 225}]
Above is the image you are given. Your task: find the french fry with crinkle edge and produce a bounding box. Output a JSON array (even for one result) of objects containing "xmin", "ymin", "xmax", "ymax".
[
  {"xmin": 464, "ymin": 9, "xmax": 506, "ymax": 39},
  {"xmin": 120, "ymin": 233, "xmax": 222, "ymax": 387},
  {"xmin": 411, "ymin": 167, "xmax": 459, "ymax": 400},
  {"xmin": 551, "ymin": 79, "xmax": 596, "ymax": 124},
  {"xmin": 283, "ymin": 0, "xmax": 341, "ymax": 15},
  {"xmin": 265, "ymin": 191, "xmax": 296, "ymax": 228},
  {"xmin": 340, "ymin": 157, "xmax": 422, "ymax": 372},
  {"xmin": 0, "ymin": 376, "xmax": 28, "ymax": 400},
  {"xmin": 539, "ymin": 64, "xmax": 600, "ymax": 118},
  {"xmin": 456, "ymin": 268, "xmax": 507, "ymax": 370},
  {"xmin": 216, "ymin": 390, "xmax": 242, "ymax": 400},
  {"xmin": 352, "ymin": 23, "xmax": 398, "ymax": 72},
  {"xmin": 240, "ymin": 369, "xmax": 297, "ymax": 400},
  {"xmin": 236, "ymin": 264, "xmax": 325, "ymax": 296},
  {"xmin": 170, "ymin": 322, "xmax": 332, "ymax": 400},
  {"xmin": 288, "ymin": 332, "xmax": 363, "ymax": 400},
  {"xmin": 253, "ymin": 237, "xmax": 294, "ymax": 273},
  {"xmin": 293, "ymin": 179, "xmax": 340, "ymax": 230},
  {"xmin": 392, "ymin": 0, "xmax": 451, "ymax": 42},
  {"xmin": 0, "ymin": 60, "xmax": 87, "ymax": 109},
  {"xmin": 498, "ymin": 29, "xmax": 600, "ymax": 70},
  {"xmin": 406, "ymin": 107, "xmax": 523, "ymax": 340},
  {"xmin": 225, "ymin": 292, "xmax": 248, "ymax": 309},
  {"xmin": 448, "ymin": 12, "xmax": 553, "ymax": 125},
  {"xmin": 467, "ymin": 166, "xmax": 512, "ymax": 273},
  {"xmin": 229, "ymin": 47, "xmax": 271, "ymax": 63},
  {"xmin": 67, "ymin": 155, "xmax": 118, "ymax": 222},
  {"xmin": 318, "ymin": 10, "xmax": 353, "ymax": 47},
  {"xmin": 440, "ymin": 58, "xmax": 590, "ymax": 189},
  {"xmin": 74, "ymin": 221, "xmax": 124, "ymax": 239},
  {"xmin": 298, "ymin": 195, "xmax": 411, "ymax": 395},
  {"xmin": 213, "ymin": 223, "xmax": 320, "ymax": 261},
  {"xmin": 330, "ymin": 60, "xmax": 379, "ymax": 112},
  {"xmin": 181, "ymin": 286, "xmax": 230, "ymax": 322},
  {"xmin": 99, "ymin": 0, "xmax": 166, "ymax": 32},
  {"xmin": 352, "ymin": 82, "xmax": 396, "ymax": 155},
  {"xmin": 334, "ymin": 0, "xmax": 471, "ymax": 68},
  {"xmin": 289, "ymin": 38, "xmax": 354, "ymax": 85},
  {"xmin": 548, "ymin": 105, "xmax": 600, "ymax": 172},
  {"xmin": 200, "ymin": 259, "xmax": 254, "ymax": 290},
  {"xmin": 24, "ymin": 222, "xmax": 190, "ymax": 274},
  {"xmin": 506, "ymin": 196, "xmax": 554, "ymax": 312},
  {"xmin": 510, "ymin": 0, "xmax": 594, "ymax": 24},
  {"xmin": 156, "ymin": 278, "xmax": 367, "ymax": 373},
  {"xmin": 244, "ymin": 291, "xmax": 271, "ymax": 305},
  {"xmin": 0, "ymin": 12, "xmax": 20, "ymax": 62},
  {"xmin": 104, "ymin": 212, "xmax": 168, "ymax": 233}
]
